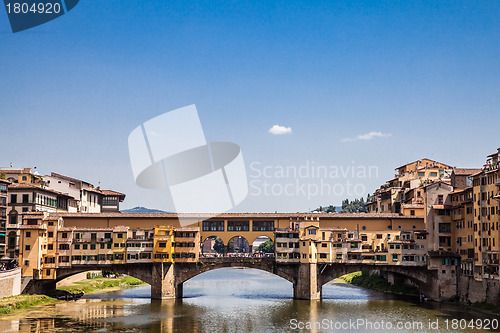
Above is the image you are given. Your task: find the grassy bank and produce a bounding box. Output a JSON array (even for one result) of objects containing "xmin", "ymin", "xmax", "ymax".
[
  {"xmin": 0, "ymin": 294, "xmax": 55, "ymax": 315},
  {"xmin": 57, "ymin": 275, "xmax": 145, "ymax": 294},
  {"xmin": 338, "ymin": 271, "xmax": 419, "ymax": 296}
]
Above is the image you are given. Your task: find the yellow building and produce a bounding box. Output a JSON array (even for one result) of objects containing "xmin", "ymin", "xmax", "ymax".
[
  {"xmin": 153, "ymin": 225, "xmax": 174, "ymax": 263},
  {"xmin": 472, "ymin": 148, "xmax": 500, "ymax": 279}
]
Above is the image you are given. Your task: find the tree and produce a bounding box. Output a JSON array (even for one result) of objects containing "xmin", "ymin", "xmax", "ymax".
[
  {"xmin": 326, "ymin": 205, "xmax": 336, "ymax": 213},
  {"xmin": 213, "ymin": 237, "xmax": 224, "ymax": 254},
  {"xmin": 257, "ymin": 240, "xmax": 274, "ymax": 253},
  {"xmin": 338, "ymin": 198, "xmax": 367, "ymax": 213}
]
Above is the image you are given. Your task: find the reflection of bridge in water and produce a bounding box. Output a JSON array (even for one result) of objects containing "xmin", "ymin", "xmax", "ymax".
[{"xmin": 33, "ymin": 257, "xmax": 442, "ymax": 301}]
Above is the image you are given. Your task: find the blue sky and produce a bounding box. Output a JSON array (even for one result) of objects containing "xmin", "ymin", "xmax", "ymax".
[{"xmin": 1, "ymin": 1, "xmax": 499, "ymax": 212}]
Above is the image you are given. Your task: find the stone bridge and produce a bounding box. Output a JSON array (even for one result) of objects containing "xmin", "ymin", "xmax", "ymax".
[{"xmin": 30, "ymin": 258, "xmax": 449, "ymax": 301}]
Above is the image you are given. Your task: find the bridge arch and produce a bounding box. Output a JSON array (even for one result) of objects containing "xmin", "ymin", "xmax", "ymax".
[
  {"xmin": 174, "ymin": 258, "xmax": 298, "ymax": 287},
  {"xmin": 201, "ymin": 236, "xmax": 225, "ymax": 255},
  {"xmin": 53, "ymin": 263, "xmax": 155, "ymax": 286},
  {"xmin": 317, "ymin": 263, "xmax": 432, "ymax": 295},
  {"xmin": 251, "ymin": 236, "xmax": 274, "ymax": 254},
  {"xmin": 227, "ymin": 236, "xmax": 250, "ymax": 254}
]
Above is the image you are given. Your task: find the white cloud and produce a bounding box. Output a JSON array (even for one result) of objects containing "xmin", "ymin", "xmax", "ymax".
[
  {"xmin": 269, "ymin": 125, "xmax": 292, "ymax": 135},
  {"xmin": 341, "ymin": 131, "xmax": 392, "ymax": 143}
]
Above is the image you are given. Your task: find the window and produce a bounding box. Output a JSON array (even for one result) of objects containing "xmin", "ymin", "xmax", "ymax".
[
  {"xmin": 117, "ymin": 233, "xmax": 123, "ymax": 238},
  {"xmin": 59, "ymin": 256, "xmax": 70, "ymax": 263},
  {"xmin": 24, "ymin": 260, "xmax": 29, "ymax": 266},
  {"xmin": 25, "ymin": 245, "xmax": 30, "ymax": 251},
  {"xmin": 418, "ymin": 172, "xmax": 425, "ymax": 177},
  {"xmin": 410, "ymin": 210, "xmax": 415, "ymax": 216},
  {"xmin": 252, "ymin": 220, "xmax": 274, "ymax": 231},
  {"xmin": 8, "ymin": 211, "xmax": 18, "ymax": 225},
  {"xmin": 159, "ymin": 242, "xmax": 167, "ymax": 248},
  {"xmin": 26, "ymin": 231, "xmax": 31, "ymax": 238},
  {"xmin": 227, "ymin": 221, "xmax": 249, "ymax": 231},
  {"xmin": 48, "ymin": 232, "xmax": 53, "ymax": 238},
  {"xmin": 59, "ymin": 244, "xmax": 69, "ymax": 250},
  {"xmin": 438, "ymin": 195, "xmax": 444, "ymax": 205},
  {"xmin": 319, "ymin": 253, "xmax": 327, "ymax": 259},
  {"xmin": 10, "ymin": 194, "xmax": 17, "ymax": 203},
  {"xmin": 62, "ymin": 232, "xmax": 67, "ymax": 238},
  {"xmin": 48, "ymin": 244, "xmax": 53, "ymax": 250},
  {"xmin": 202, "ymin": 220, "xmax": 224, "ymax": 231},
  {"xmin": 74, "ymin": 244, "xmax": 80, "ymax": 250},
  {"xmin": 376, "ymin": 234, "xmax": 382, "ymax": 239},
  {"xmin": 82, "ymin": 244, "xmax": 88, "ymax": 250},
  {"xmin": 22, "ymin": 194, "xmax": 29, "ymax": 203},
  {"xmin": 308, "ymin": 229, "xmax": 317, "ymax": 235},
  {"xmin": 322, "ymin": 243, "xmax": 327, "ymax": 247},
  {"xmin": 104, "ymin": 232, "xmax": 111, "ymax": 239},
  {"xmin": 361, "ymin": 235, "xmax": 367, "ymax": 241},
  {"xmin": 44, "ymin": 257, "xmax": 55, "ymax": 264},
  {"xmin": 90, "ymin": 244, "xmax": 96, "ymax": 250}
]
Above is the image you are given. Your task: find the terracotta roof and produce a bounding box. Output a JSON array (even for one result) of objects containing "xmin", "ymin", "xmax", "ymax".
[
  {"xmin": 19, "ymin": 225, "xmax": 46, "ymax": 230},
  {"xmin": 0, "ymin": 179, "xmax": 10, "ymax": 184},
  {"xmin": 101, "ymin": 190, "xmax": 126, "ymax": 197},
  {"xmin": 59, "ymin": 227, "xmax": 76, "ymax": 231},
  {"xmin": 49, "ymin": 172, "xmax": 90, "ymax": 186},
  {"xmin": 470, "ymin": 170, "xmax": 484, "ymax": 177},
  {"xmin": 46, "ymin": 212, "xmax": 423, "ymax": 219},
  {"xmin": 0, "ymin": 168, "xmax": 31, "ymax": 174},
  {"xmin": 73, "ymin": 227, "xmax": 113, "ymax": 231},
  {"xmin": 175, "ymin": 227, "xmax": 200, "ymax": 232},
  {"xmin": 453, "ymin": 168, "xmax": 481, "ymax": 176},
  {"xmin": 8, "ymin": 183, "xmax": 72, "ymax": 197},
  {"xmin": 402, "ymin": 204, "xmax": 424, "ymax": 209},
  {"xmin": 395, "ymin": 158, "xmax": 451, "ymax": 171}
]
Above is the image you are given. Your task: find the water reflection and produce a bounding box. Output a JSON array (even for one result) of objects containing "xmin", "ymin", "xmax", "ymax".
[{"xmin": 0, "ymin": 268, "xmax": 498, "ymax": 332}]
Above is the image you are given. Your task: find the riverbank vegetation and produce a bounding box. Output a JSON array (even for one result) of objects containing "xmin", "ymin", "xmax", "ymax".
[
  {"xmin": 57, "ymin": 275, "xmax": 145, "ymax": 294},
  {"xmin": 339, "ymin": 271, "xmax": 419, "ymax": 295},
  {"xmin": 0, "ymin": 294, "xmax": 55, "ymax": 315}
]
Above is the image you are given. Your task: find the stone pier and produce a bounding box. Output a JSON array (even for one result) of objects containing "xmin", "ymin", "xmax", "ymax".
[
  {"xmin": 293, "ymin": 263, "xmax": 321, "ymax": 300},
  {"xmin": 151, "ymin": 262, "xmax": 183, "ymax": 299}
]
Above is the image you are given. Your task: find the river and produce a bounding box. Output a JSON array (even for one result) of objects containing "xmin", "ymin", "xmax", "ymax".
[{"xmin": 1, "ymin": 268, "xmax": 499, "ymax": 332}]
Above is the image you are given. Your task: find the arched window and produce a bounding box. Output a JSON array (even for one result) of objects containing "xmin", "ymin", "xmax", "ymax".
[{"xmin": 8, "ymin": 210, "xmax": 18, "ymax": 225}]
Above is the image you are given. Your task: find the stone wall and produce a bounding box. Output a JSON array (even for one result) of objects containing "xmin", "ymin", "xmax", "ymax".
[
  {"xmin": 0, "ymin": 267, "xmax": 21, "ymax": 299},
  {"xmin": 458, "ymin": 274, "xmax": 500, "ymax": 304}
]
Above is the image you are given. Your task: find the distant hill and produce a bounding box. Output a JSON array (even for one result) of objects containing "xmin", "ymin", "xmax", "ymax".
[{"xmin": 121, "ymin": 206, "xmax": 169, "ymax": 213}]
